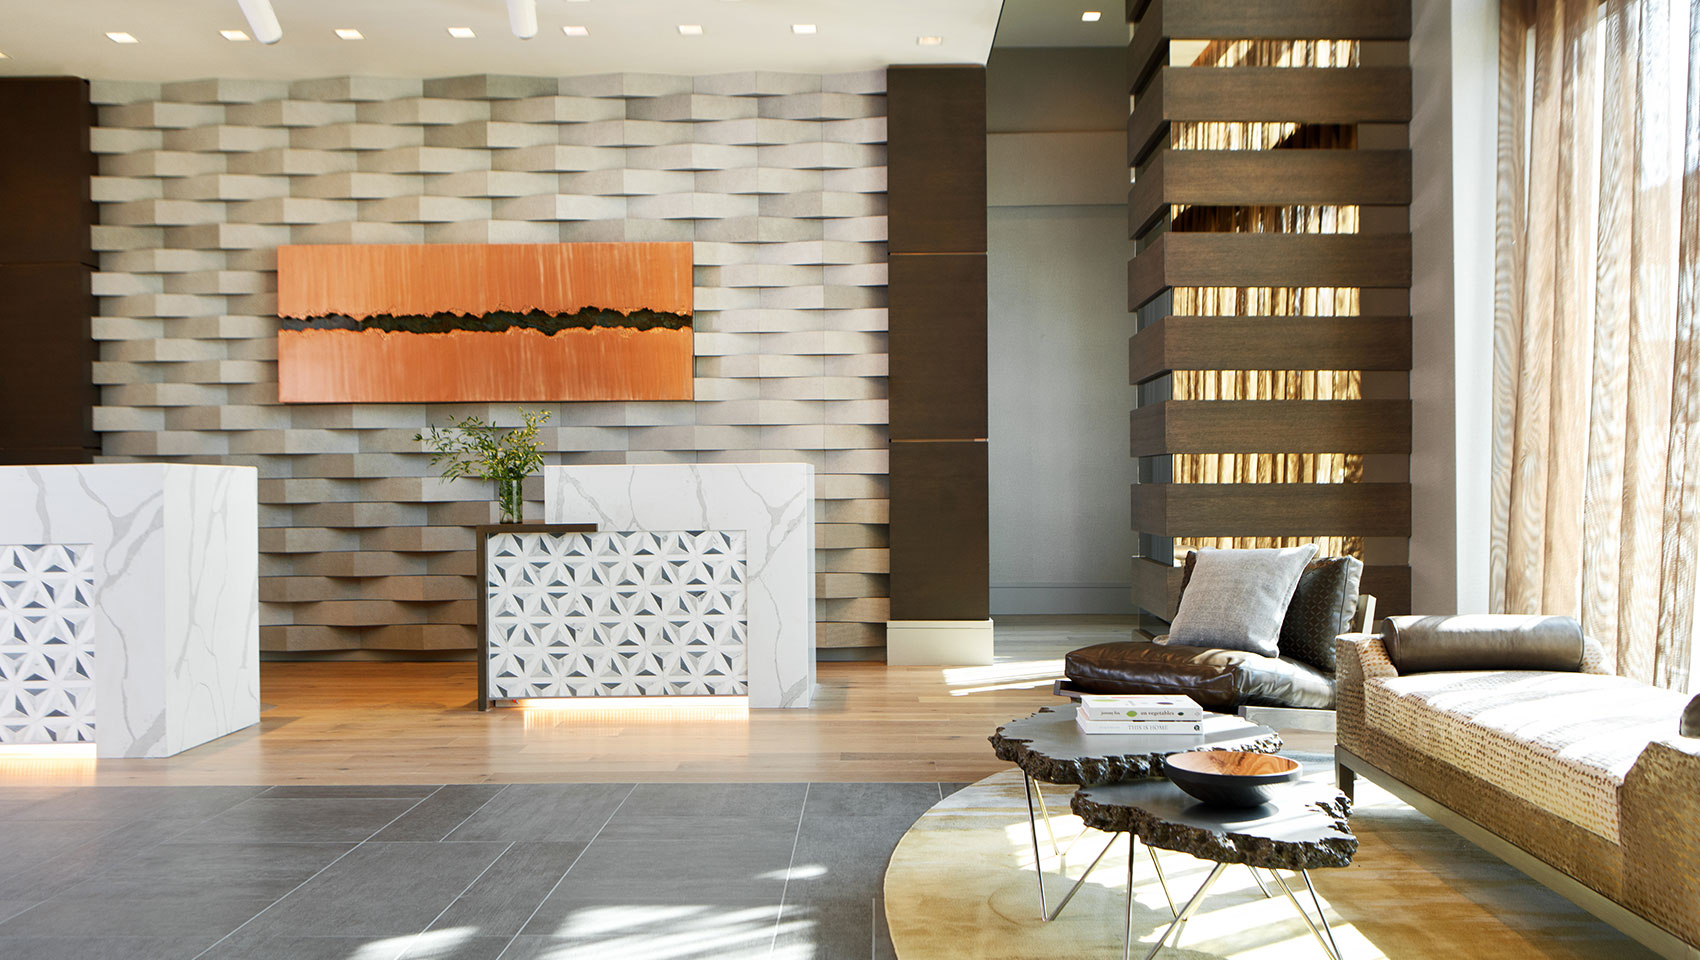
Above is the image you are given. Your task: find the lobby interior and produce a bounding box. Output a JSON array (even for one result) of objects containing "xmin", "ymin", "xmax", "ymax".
[{"xmin": 2, "ymin": 1, "xmax": 1698, "ymax": 959}]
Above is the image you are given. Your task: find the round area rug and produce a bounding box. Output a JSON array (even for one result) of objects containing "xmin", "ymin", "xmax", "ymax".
[{"xmin": 882, "ymin": 767, "xmax": 1653, "ymax": 960}]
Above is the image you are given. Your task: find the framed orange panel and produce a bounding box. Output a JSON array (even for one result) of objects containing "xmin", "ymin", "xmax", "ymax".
[{"xmin": 276, "ymin": 242, "xmax": 694, "ymax": 403}]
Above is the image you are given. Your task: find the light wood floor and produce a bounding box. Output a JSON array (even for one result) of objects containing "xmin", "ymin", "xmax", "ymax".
[{"xmin": 1, "ymin": 617, "xmax": 1135, "ymax": 786}]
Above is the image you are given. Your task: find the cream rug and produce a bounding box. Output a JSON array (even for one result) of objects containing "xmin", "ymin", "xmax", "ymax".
[{"xmin": 883, "ymin": 768, "xmax": 1656, "ymax": 959}]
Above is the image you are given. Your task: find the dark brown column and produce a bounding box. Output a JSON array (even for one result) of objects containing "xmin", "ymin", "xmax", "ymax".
[
  {"xmin": 886, "ymin": 65, "xmax": 989, "ymax": 622},
  {"xmin": 0, "ymin": 78, "xmax": 97, "ymax": 464},
  {"xmin": 1126, "ymin": 2, "xmax": 1415, "ymax": 619}
]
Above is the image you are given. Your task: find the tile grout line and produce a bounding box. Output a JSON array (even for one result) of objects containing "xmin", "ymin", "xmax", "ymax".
[
  {"xmin": 184, "ymin": 791, "xmax": 437, "ymax": 960},
  {"xmin": 434, "ymin": 783, "xmax": 512, "ymax": 843},
  {"xmin": 770, "ymin": 781, "xmax": 812, "ymax": 958},
  {"xmin": 491, "ymin": 783, "xmax": 635, "ymax": 960},
  {"xmin": 870, "ymin": 896, "xmax": 877, "ymax": 960},
  {"xmin": 390, "ymin": 839, "xmax": 517, "ymax": 960}
]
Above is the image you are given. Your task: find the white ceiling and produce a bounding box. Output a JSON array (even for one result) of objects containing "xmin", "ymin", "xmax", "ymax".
[
  {"xmin": 993, "ymin": 0, "xmax": 1126, "ymax": 47},
  {"xmin": 0, "ymin": 0, "xmax": 1011, "ymax": 82}
]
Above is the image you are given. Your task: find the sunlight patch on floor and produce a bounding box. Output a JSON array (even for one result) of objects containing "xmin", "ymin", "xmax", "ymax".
[
  {"xmin": 943, "ymin": 660, "xmax": 1066, "ymax": 696},
  {"xmin": 373, "ymin": 927, "xmax": 477, "ymax": 960},
  {"xmin": 531, "ymin": 904, "xmax": 783, "ymax": 960}
]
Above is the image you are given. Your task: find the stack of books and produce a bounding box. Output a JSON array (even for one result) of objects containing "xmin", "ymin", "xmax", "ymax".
[{"xmin": 1075, "ymin": 694, "xmax": 1204, "ymax": 735}]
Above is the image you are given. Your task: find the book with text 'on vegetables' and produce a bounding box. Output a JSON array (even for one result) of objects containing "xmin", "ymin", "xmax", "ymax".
[{"xmin": 1078, "ymin": 694, "xmax": 1203, "ymax": 723}]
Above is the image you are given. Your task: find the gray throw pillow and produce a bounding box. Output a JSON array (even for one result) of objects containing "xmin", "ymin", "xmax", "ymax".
[
  {"xmin": 1178, "ymin": 551, "xmax": 1363, "ymax": 672},
  {"xmin": 1168, "ymin": 545, "xmax": 1319, "ymax": 656}
]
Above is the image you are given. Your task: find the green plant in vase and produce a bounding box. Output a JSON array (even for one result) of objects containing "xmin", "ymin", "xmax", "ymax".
[{"xmin": 415, "ymin": 410, "xmax": 550, "ymax": 524}]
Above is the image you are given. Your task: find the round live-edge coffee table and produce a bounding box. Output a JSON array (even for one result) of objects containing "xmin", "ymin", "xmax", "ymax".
[
  {"xmin": 989, "ymin": 705, "xmax": 1283, "ymax": 922},
  {"xmin": 1073, "ymin": 778, "xmax": 1357, "ymax": 960}
]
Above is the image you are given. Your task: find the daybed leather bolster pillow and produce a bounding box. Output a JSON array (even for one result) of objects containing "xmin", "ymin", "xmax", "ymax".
[{"xmin": 1382, "ymin": 614, "xmax": 1585, "ymax": 674}]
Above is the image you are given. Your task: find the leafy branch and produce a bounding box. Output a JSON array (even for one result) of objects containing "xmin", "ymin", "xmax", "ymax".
[{"xmin": 414, "ymin": 410, "xmax": 551, "ymax": 482}]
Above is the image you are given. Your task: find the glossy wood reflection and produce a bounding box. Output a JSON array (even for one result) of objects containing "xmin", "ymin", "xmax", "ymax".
[{"xmin": 8, "ymin": 619, "xmax": 1129, "ymax": 786}]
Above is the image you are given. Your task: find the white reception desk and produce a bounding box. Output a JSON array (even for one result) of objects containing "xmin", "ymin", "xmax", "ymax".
[
  {"xmin": 479, "ymin": 463, "xmax": 815, "ymax": 708},
  {"xmin": 0, "ymin": 464, "xmax": 259, "ymax": 758}
]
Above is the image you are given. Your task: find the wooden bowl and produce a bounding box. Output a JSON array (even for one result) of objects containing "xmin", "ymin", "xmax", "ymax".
[{"xmin": 1163, "ymin": 750, "xmax": 1302, "ymax": 807}]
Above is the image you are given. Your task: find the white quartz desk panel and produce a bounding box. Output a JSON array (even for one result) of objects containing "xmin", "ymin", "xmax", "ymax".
[
  {"xmin": 0, "ymin": 464, "xmax": 260, "ymax": 758},
  {"xmin": 539, "ymin": 463, "xmax": 816, "ymax": 708}
]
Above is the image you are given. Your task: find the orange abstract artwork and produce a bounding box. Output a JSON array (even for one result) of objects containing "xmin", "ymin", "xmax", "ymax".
[{"xmin": 275, "ymin": 242, "xmax": 694, "ymax": 404}]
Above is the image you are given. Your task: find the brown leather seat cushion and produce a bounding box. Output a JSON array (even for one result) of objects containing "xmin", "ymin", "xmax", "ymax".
[{"xmin": 1064, "ymin": 640, "xmax": 1336, "ymax": 711}]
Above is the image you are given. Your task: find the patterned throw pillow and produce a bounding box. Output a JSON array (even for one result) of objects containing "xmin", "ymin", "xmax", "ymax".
[
  {"xmin": 1179, "ymin": 551, "xmax": 1363, "ymax": 674},
  {"xmin": 1167, "ymin": 545, "xmax": 1318, "ymax": 657}
]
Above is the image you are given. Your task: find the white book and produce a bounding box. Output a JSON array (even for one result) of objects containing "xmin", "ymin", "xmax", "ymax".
[
  {"xmin": 1078, "ymin": 694, "xmax": 1203, "ymax": 723},
  {"xmin": 1075, "ymin": 712, "xmax": 1204, "ymax": 736}
]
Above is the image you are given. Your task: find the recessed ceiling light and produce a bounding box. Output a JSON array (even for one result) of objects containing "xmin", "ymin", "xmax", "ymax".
[
  {"xmin": 220, "ymin": 29, "xmax": 251, "ymax": 41},
  {"xmin": 563, "ymin": 25, "xmax": 589, "ymax": 36},
  {"xmin": 448, "ymin": 26, "xmax": 476, "ymax": 38},
  {"xmin": 678, "ymin": 24, "xmax": 704, "ymax": 35},
  {"xmin": 1082, "ymin": 10, "xmax": 1102, "ymax": 21},
  {"xmin": 916, "ymin": 35, "xmax": 943, "ymax": 46},
  {"xmin": 334, "ymin": 28, "xmax": 364, "ymax": 40},
  {"xmin": 106, "ymin": 32, "xmax": 139, "ymax": 44},
  {"xmin": 792, "ymin": 24, "xmax": 817, "ymax": 34}
]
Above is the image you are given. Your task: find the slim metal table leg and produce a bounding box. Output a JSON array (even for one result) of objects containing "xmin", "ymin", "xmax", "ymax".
[
  {"xmin": 1147, "ymin": 845, "xmax": 1178, "ymax": 919},
  {"xmin": 1301, "ymin": 869, "xmax": 1344, "ymax": 960},
  {"xmin": 1046, "ymin": 833, "xmax": 1119, "ymax": 921},
  {"xmin": 1033, "ymin": 780, "xmax": 1062, "ymax": 858},
  {"xmin": 1248, "ymin": 865, "xmax": 1275, "ymax": 899},
  {"xmin": 1123, "ymin": 833, "xmax": 1138, "ymax": 960},
  {"xmin": 1271, "ymin": 870, "xmax": 1339, "ymax": 960},
  {"xmin": 1140, "ymin": 861, "xmax": 1228, "ymax": 960},
  {"xmin": 1060, "ymin": 826, "xmax": 1088, "ymax": 859},
  {"xmin": 1023, "ymin": 773, "xmax": 1049, "ymax": 920}
]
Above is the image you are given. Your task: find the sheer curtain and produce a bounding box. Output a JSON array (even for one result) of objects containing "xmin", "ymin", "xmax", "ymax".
[{"xmin": 1491, "ymin": 0, "xmax": 1700, "ymax": 690}]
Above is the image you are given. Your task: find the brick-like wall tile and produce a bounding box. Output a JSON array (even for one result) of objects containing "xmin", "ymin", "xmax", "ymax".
[{"xmin": 94, "ymin": 71, "xmax": 891, "ymax": 655}]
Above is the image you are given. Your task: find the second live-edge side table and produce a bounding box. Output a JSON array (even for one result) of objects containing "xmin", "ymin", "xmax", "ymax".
[
  {"xmin": 474, "ymin": 523, "xmax": 597, "ymax": 711},
  {"xmin": 1073, "ymin": 778, "xmax": 1357, "ymax": 960},
  {"xmin": 989, "ymin": 705, "xmax": 1284, "ymax": 921}
]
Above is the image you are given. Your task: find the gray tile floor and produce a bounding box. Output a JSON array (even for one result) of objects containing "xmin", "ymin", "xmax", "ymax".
[{"xmin": 0, "ymin": 782, "xmax": 969, "ymax": 960}]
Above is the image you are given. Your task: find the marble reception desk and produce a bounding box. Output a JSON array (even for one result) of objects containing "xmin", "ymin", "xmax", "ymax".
[
  {"xmin": 478, "ymin": 464, "xmax": 815, "ymax": 708},
  {"xmin": 0, "ymin": 464, "xmax": 259, "ymax": 758}
]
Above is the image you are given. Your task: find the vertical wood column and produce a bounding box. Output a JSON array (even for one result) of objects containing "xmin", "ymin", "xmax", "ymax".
[
  {"xmin": 1127, "ymin": 1, "xmax": 1416, "ymax": 619},
  {"xmin": 886, "ymin": 66, "xmax": 990, "ymax": 630},
  {"xmin": 0, "ymin": 78, "xmax": 96, "ymax": 464}
]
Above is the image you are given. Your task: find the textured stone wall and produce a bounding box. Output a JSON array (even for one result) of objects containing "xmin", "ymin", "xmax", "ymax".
[{"xmin": 86, "ymin": 72, "xmax": 890, "ymax": 655}]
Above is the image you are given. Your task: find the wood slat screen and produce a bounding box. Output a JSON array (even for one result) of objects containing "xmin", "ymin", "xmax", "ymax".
[{"xmin": 1127, "ymin": 1, "xmax": 1414, "ymax": 622}]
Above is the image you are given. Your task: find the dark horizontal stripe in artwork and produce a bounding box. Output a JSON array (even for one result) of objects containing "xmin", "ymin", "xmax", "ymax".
[{"xmin": 281, "ymin": 307, "xmax": 693, "ymax": 335}]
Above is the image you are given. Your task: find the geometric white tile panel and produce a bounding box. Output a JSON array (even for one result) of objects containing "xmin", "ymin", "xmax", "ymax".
[
  {"xmin": 0, "ymin": 543, "xmax": 97, "ymax": 744},
  {"xmin": 486, "ymin": 530, "xmax": 747, "ymax": 699}
]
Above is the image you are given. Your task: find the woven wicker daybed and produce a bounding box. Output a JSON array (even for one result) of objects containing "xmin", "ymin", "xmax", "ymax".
[{"xmin": 1334, "ymin": 615, "xmax": 1700, "ymax": 960}]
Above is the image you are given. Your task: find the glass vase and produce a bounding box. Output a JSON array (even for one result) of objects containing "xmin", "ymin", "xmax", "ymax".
[{"xmin": 496, "ymin": 476, "xmax": 525, "ymax": 524}]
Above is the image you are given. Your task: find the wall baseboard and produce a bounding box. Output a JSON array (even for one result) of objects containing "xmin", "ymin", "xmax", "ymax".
[{"xmin": 886, "ymin": 620, "xmax": 995, "ymax": 665}]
